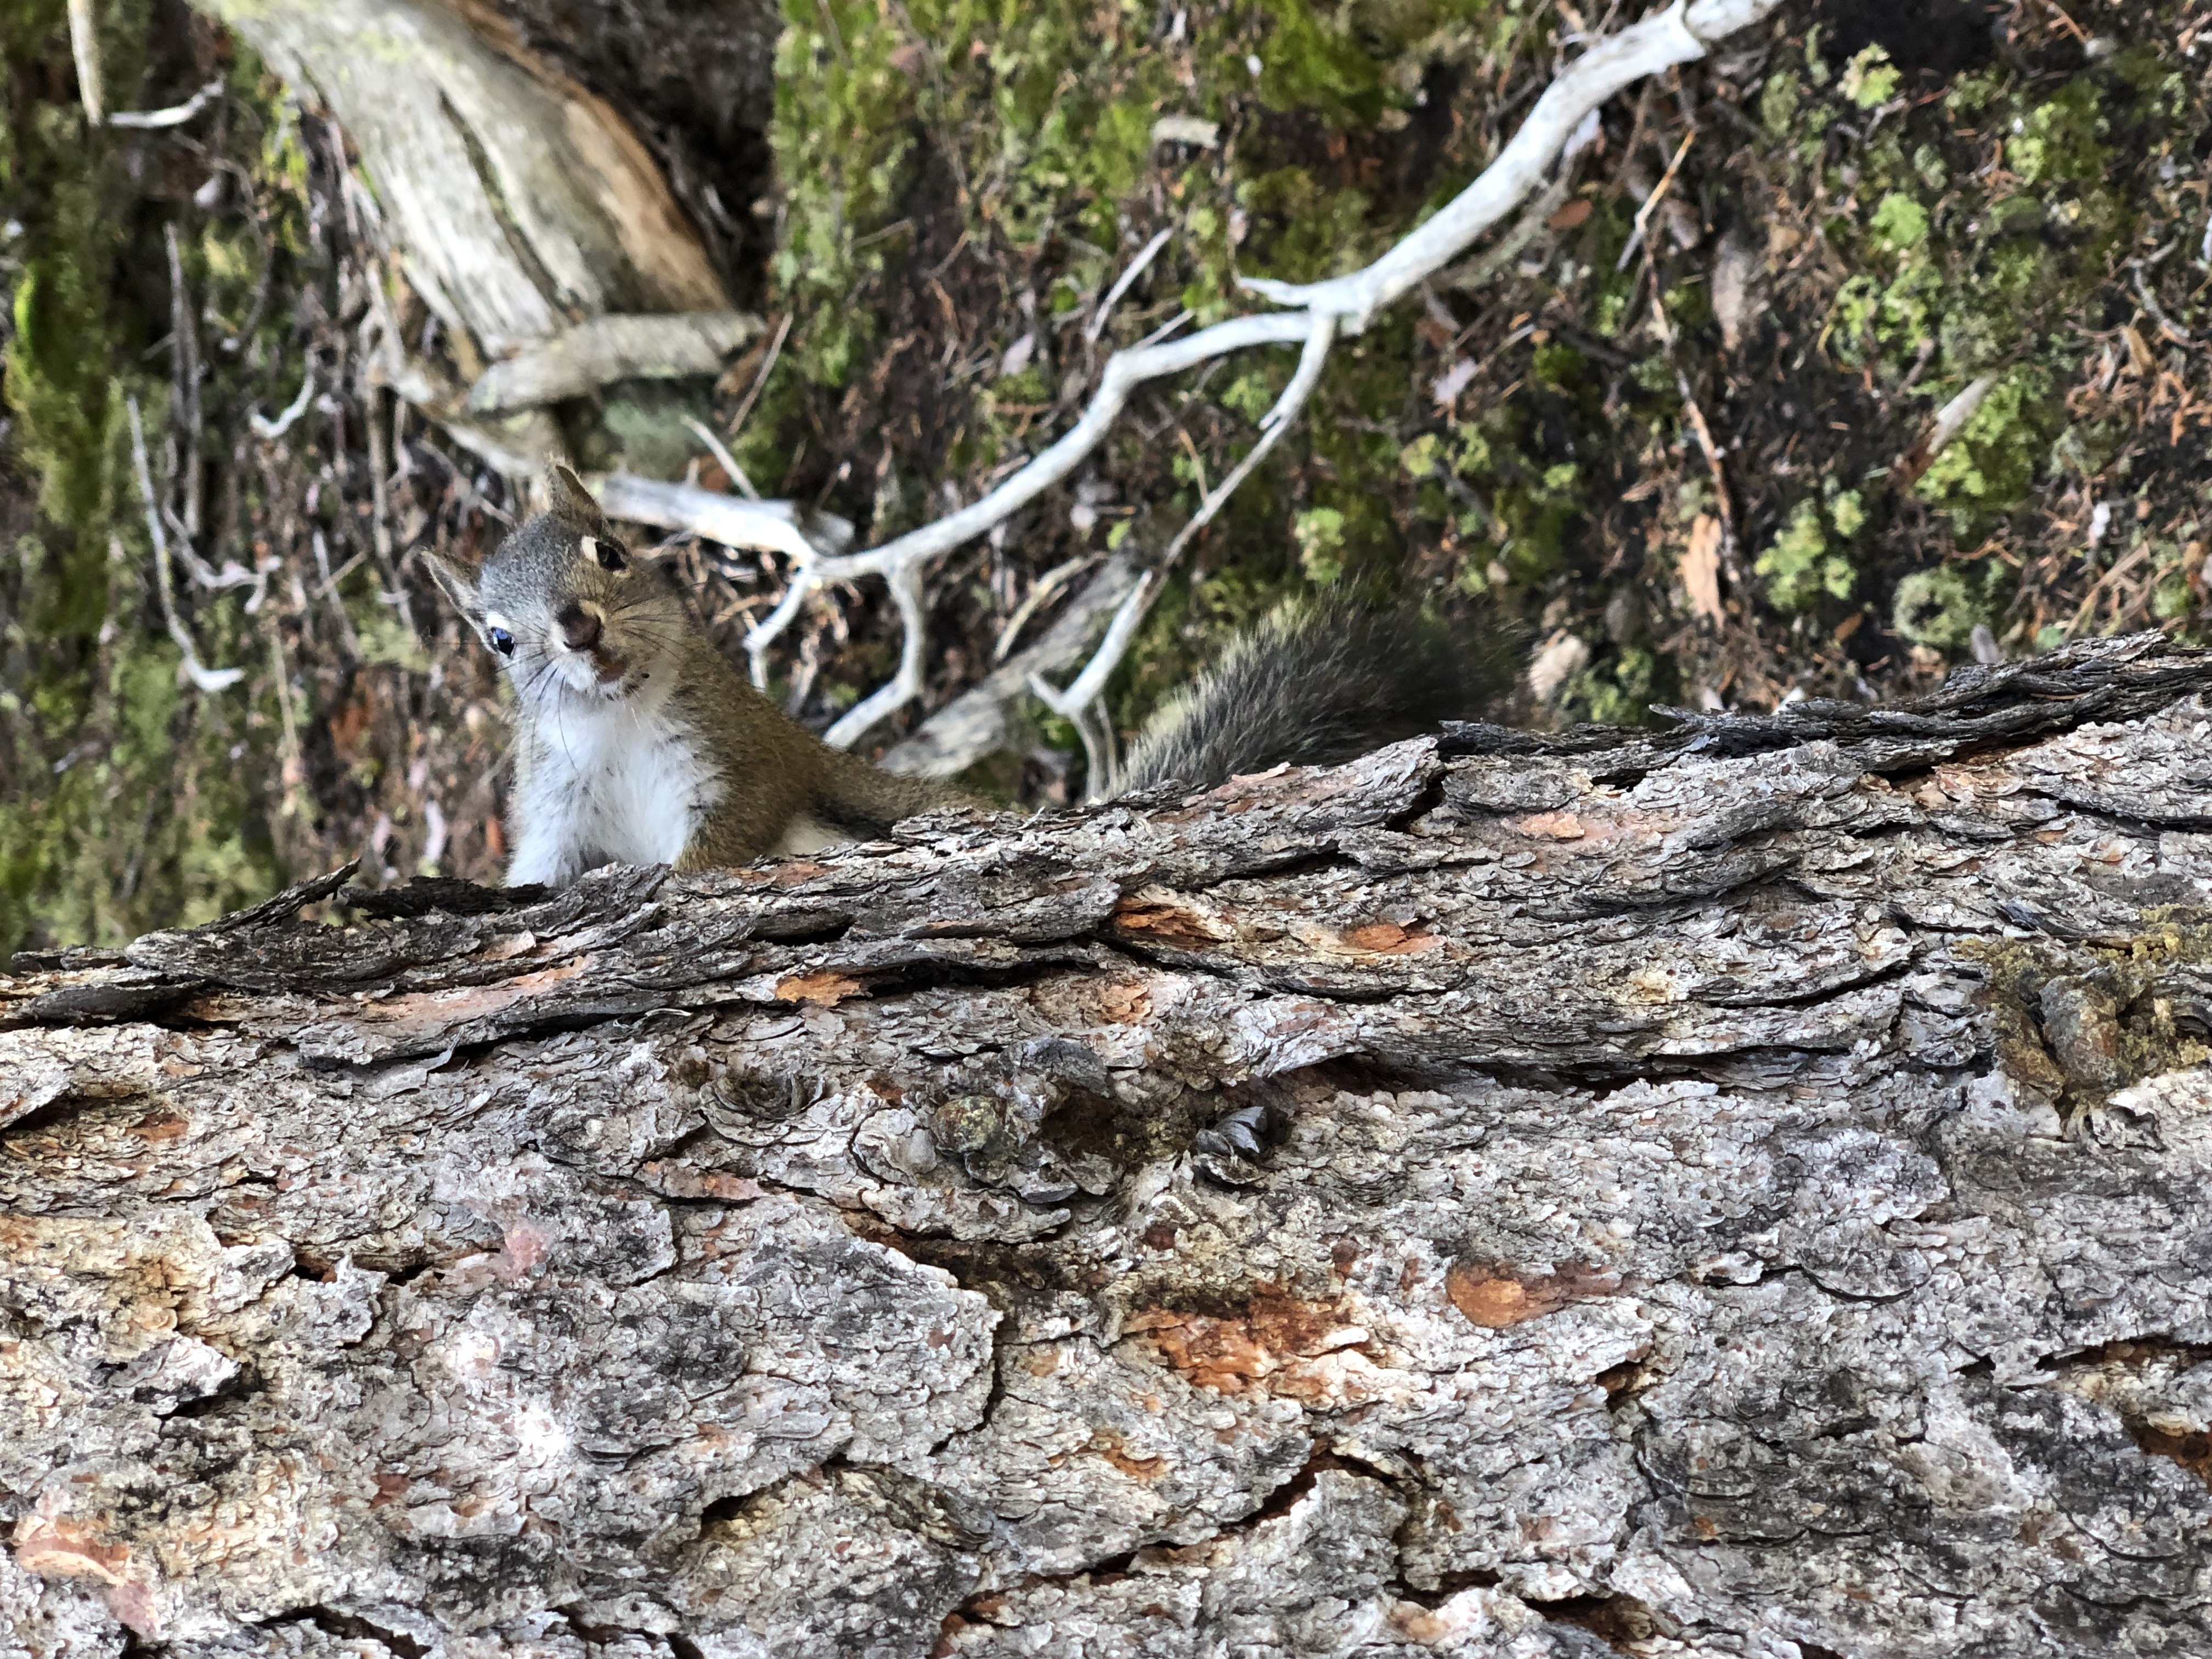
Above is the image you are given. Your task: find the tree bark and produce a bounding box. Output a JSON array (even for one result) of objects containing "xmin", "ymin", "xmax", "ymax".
[{"xmin": 4, "ymin": 635, "xmax": 2212, "ymax": 1658}]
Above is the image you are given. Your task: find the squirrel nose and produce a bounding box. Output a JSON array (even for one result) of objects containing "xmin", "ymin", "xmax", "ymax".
[{"xmin": 557, "ymin": 602, "xmax": 602, "ymax": 653}]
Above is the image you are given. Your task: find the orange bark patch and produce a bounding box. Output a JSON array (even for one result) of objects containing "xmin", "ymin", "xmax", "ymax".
[
  {"xmin": 1514, "ymin": 811, "xmax": 1585, "ymax": 840},
  {"xmin": 1681, "ymin": 515, "xmax": 1725, "ymax": 624},
  {"xmin": 1110, "ymin": 898, "xmax": 1223, "ymax": 949},
  {"xmin": 1446, "ymin": 1260, "xmax": 1621, "ymax": 1328},
  {"xmin": 326, "ymin": 686, "xmax": 376, "ymax": 765},
  {"xmin": 1098, "ymin": 979, "xmax": 1154, "ymax": 1023},
  {"xmin": 1089, "ymin": 1428, "xmax": 1167, "ymax": 1480},
  {"xmin": 637, "ymin": 1164, "xmax": 765, "ymax": 1202},
  {"xmin": 353, "ymin": 956, "xmax": 593, "ymax": 1041},
  {"xmin": 1130, "ymin": 1293, "xmax": 1372, "ymax": 1400},
  {"xmin": 1341, "ymin": 922, "xmax": 1443, "ymax": 955},
  {"xmin": 14, "ymin": 1516, "xmax": 132, "ymax": 1585},
  {"xmin": 774, "ymin": 970, "xmax": 864, "ymax": 1006},
  {"xmin": 2138, "ymin": 1425, "xmax": 2212, "ymax": 1486}
]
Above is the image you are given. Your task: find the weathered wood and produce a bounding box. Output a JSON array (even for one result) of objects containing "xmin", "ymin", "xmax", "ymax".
[
  {"xmin": 5, "ymin": 634, "xmax": 2212, "ymax": 1657},
  {"xmin": 187, "ymin": 0, "xmax": 736, "ymax": 444},
  {"xmin": 463, "ymin": 314, "xmax": 765, "ymax": 415}
]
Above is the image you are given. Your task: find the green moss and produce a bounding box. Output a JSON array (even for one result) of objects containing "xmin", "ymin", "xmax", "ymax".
[
  {"xmin": 1399, "ymin": 433, "xmax": 1442, "ymax": 478},
  {"xmin": 1915, "ymin": 368, "xmax": 2054, "ymax": 534},
  {"xmin": 1840, "ymin": 45, "xmax": 1901, "ymax": 110},
  {"xmin": 1755, "ymin": 499, "xmax": 1856, "ymax": 612},
  {"xmin": 1962, "ymin": 923, "xmax": 2212, "ymax": 1116},
  {"xmin": 1892, "ymin": 563, "xmax": 1991, "ymax": 651},
  {"xmin": 1746, "ymin": 17, "xmax": 2207, "ymax": 648},
  {"xmin": 2012, "ymin": 80, "xmax": 2107, "ymax": 185},
  {"xmin": 1867, "ymin": 191, "xmax": 1928, "ymax": 251},
  {"xmin": 1, "ymin": 8, "xmax": 298, "ymax": 955},
  {"xmin": 1760, "ymin": 72, "xmax": 1801, "ymax": 139},
  {"xmin": 753, "ymin": 0, "xmax": 2204, "ymax": 764},
  {"xmin": 1561, "ymin": 644, "xmax": 1657, "ymax": 726},
  {"xmin": 1293, "ymin": 506, "xmax": 1347, "ymax": 586}
]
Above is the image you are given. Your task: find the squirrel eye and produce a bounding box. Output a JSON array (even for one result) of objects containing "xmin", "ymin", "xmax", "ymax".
[
  {"xmin": 583, "ymin": 534, "xmax": 627, "ymax": 573},
  {"xmin": 487, "ymin": 627, "xmax": 516, "ymax": 657}
]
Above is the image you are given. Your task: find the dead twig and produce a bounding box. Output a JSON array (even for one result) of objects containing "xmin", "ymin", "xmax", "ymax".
[
  {"xmin": 166, "ymin": 224, "xmax": 205, "ymax": 537},
  {"xmin": 66, "ymin": 0, "xmax": 103, "ymax": 124},
  {"xmin": 726, "ymin": 313, "xmax": 793, "ymax": 450},
  {"xmin": 1617, "ymin": 127, "xmax": 1696, "ymax": 271},
  {"xmin": 126, "ymin": 396, "xmax": 244, "ymax": 692},
  {"xmin": 1894, "ymin": 371, "xmax": 2000, "ymax": 487},
  {"xmin": 108, "ymin": 78, "xmax": 224, "ymax": 129},
  {"xmin": 620, "ymin": 0, "xmax": 1787, "ymax": 755},
  {"xmin": 682, "ymin": 416, "xmax": 759, "ymax": 501},
  {"xmin": 251, "ymin": 361, "xmax": 318, "ymax": 441},
  {"xmin": 994, "ymin": 556, "xmax": 1093, "ymax": 664},
  {"xmin": 2132, "ymin": 263, "xmax": 2193, "ymax": 349},
  {"xmin": 1087, "ymin": 227, "xmax": 1176, "ymax": 344}
]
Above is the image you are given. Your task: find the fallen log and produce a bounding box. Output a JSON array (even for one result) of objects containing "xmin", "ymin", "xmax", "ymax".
[{"xmin": 4, "ymin": 634, "xmax": 2211, "ymax": 1656}]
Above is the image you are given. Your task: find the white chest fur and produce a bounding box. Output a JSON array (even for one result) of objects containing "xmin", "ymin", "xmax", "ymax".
[{"xmin": 506, "ymin": 690, "xmax": 720, "ymax": 886}]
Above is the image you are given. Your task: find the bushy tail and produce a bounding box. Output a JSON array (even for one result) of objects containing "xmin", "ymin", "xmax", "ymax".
[
  {"xmin": 812, "ymin": 746, "xmax": 975, "ymax": 834},
  {"xmin": 1122, "ymin": 596, "xmax": 1515, "ymax": 793}
]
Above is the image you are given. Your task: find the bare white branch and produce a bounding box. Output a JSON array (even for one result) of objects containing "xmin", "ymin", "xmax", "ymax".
[
  {"xmin": 126, "ymin": 396, "xmax": 245, "ymax": 692},
  {"xmin": 825, "ymin": 557, "xmax": 930, "ymax": 748},
  {"xmin": 594, "ymin": 472, "xmax": 850, "ymax": 566},
  {"xmin": 859, "ymin": 311, "xmax": 1319, "ymax": 579},
  {"xmin": 66, "ymin": 0, "xmax": 103, "ymax": 124},
  {"xmin": 1237, "ymin": 0, "xmax": 1778, "ymax": 328},
  {"xmin": 1164, "ymin": 315, "xmax": 1333, "ymax": 560},
  {"xmin": 1028, "ymin": 316, "xmax": 1338, "ymax": 722},
  {"xmin": 602, "ymin": 0, "xmax": 1784, "ymax": 757},
  {"xmin": 1087, "ymin": 227, "xmax": 1176, "ymax": 344},
  {"xmin": 1030, "ymin": 569, "xmax": 1156, "ymax": 719},
  {"xmin": 108, "ymin": 78, "xmax": 225, "ymax": 129},
  {"xmin": 741, "ymin": 575, "xmax": 811, "ymax": 691},
  {"xmin": 879, "ymin": 556, "xmax": 1142, "ymax": 777}
]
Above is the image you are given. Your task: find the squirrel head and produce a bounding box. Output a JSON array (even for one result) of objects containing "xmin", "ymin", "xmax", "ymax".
[{"xmin": 426, "ymin": 466, "xmax": 687, "ymax": 707}]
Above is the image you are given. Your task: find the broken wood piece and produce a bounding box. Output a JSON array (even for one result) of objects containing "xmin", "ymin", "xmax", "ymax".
[
  {"xmin": 1894, "ymin": 370, "xmax": 2000, "ymax": 487},
  {"xmin": 187, "ymin": 0, "xmax": 730, "ymax": 359},
  {"xmin": 464, "ymin": 312, "xmax": 765, "ymax": 413},
  {"xmin": 592, "ymin": 471, "xmax": 855, "ymax": 563}
]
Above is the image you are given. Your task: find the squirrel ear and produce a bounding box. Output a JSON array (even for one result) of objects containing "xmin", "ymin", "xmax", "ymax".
[
  {"xmin": 544, "ymin": 464, "xmax": 608, "ymax": 530},
  {"xmin": 422, "ymin": 550, "xmax": 485, "ymax": 623}
]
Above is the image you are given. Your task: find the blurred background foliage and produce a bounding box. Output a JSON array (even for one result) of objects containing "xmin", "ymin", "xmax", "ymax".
[{"xmin": 4, "ymin": 0, "xmax": 2210, "ymax": 958}]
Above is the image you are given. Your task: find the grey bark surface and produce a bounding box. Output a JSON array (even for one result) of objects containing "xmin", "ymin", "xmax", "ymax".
[{"xmin": 4, "ymin": 634, "xmax": 2212, "ymax": 1658}]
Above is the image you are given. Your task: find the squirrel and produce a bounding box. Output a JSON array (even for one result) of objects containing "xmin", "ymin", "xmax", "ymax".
[{"xmin": 427, "ymin": 466, "xmax": 1509, "ymax": 888}]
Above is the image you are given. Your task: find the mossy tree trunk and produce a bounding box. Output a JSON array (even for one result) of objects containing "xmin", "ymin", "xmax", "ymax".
[
  {"xmin": 4, "ymin": 636, "xmax": 2211, "ymax": 1657},
  {"xmin": 0, "ymin": 0, "xmax": 778, "ymax": 962}
]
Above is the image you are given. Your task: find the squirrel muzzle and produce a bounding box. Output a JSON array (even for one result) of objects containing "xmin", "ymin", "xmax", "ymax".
[{"xmin": 556, "ymin": 601, "xmax": 630, "ymax": 686}]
